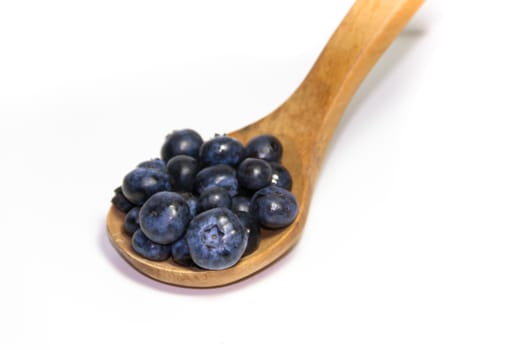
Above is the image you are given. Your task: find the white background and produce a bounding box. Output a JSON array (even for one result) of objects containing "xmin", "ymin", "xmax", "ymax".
[{"xmin": 1, "ymin": 0, "xmax": 524, "ymax": 349}]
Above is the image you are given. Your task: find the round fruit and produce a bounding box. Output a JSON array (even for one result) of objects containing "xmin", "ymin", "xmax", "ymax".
[
  {"xmin": 139, "ymin": 191, "xmax": 191, "ymax": 244},
  {"xmin": 199, "ymin": 135, "xmax": 244, "ymax": 166},
  {"xmin": 237, "ymin": 158, "xmax": 272, "ymax": 191},
  {"xmin": 131, "ymin": 229, "xmax": 172, "ymax": 261},
  {"xmin": 166, "ymin": 155, "xmax": 199, "ymax": 192},
  {"xmin": 250, "ymin": 186, "xmax": 298, "ymax": 229},
  {"xmin": 195, "ymin": 164, "xmax": 239, "ymax": 197},
  {"xmin": 244, "ymin": 134, "xmax": 283, "ymax": 162},
  {"xmin": 161, "ymin": 129, "xmax": 203, "ymax": 161},
  {"xmin": 186, "ymin": 208, "xmax": 248, "ymax": 270},
  {"xmin": 122, "ymin": 167, "xmax": 171, "ymax": 206}
]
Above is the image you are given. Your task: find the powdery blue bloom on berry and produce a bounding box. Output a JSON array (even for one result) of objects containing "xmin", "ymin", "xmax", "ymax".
[
  {"xmin": 139, "ymin": 191, "xmax": 190, "ymax": 244},
  {"xmin": 195, "ymin": 164, "xmax": 239, "ymax": 197},
  {"xmin": 137, "ymin": 158, "xmax": 167, "ymax": 172},
  {"xmin": 199, "ymin": 135, "xmax": 244, "ymax": 166},
  {"xmin": 250, "ymin": 186, "xmax": 298, "ymax": 229},
  {"xmin": 131, "ymin": 229, "xmax": 171, "ymax": 261},
  {"xmin": 122, "ymin": 167, "xmax": 171, "ymax": 205},
  {"xmin": 181, "ymin": 192, "xmax": 198, "ymax": 218},
  {"xmin": 186, "ymin": 208, "xmax": 248, "ymax": 270}
]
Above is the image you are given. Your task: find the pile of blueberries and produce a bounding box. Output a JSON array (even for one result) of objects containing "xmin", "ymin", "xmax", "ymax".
[{"xmin": 111, "ymin": 129, "xmax": 298, "ymax": 270}]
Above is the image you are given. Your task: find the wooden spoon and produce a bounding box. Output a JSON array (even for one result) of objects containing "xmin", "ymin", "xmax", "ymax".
[{"xmin": 107, "ymin": 0, "xmax": 424, "ymax": 287}]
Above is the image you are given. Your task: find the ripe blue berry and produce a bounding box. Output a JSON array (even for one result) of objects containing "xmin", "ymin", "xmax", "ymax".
[
  {"xmin": 161, "ymin": 129, "xmax": 203, "ymax": 161},
  {"xmin": 171, "ymin": 236, "xmax": 193, "ymax": 267},
  {"xmin": 197, "ymin": 187, "xmax": 232, "ymax": 213},
  {"xmin": 236, "ymin": 212, "xmax": 260, "ymax": 256},
  {"xmin": 195, "ymin": 164, "xmax": 239, "ymax": 197},
  {"xmin": 131, "ymin": 229, "xmax": 171, "ymax": 261},
  {"xmin": 186, "ymin": 208, "xmax": 248, "ymax": 270},
  {"xmin": 166, "ymin": 155, "xmax": 199, "ymax": 192},
  {"xmin": 199, "ymin": 135, "xmax": 244, "ymax": 166},
  {"xmin": 181, "ymin": 192, "xmax": 198, "ymax": 218},
  {"xmin": 244, "ymin": 134, "xmax": 283, "ymax": 162},
  {"xmin": 123, "ymin": 206, "xmax": 141, "ymax": 235},
  {"xmin": 250, "ymin": 186, "xmax": 298, "ymax": 229},
  {"xmin": 231, "ymin": 195, "xmax": 251, "ymax": 213},
  {"xmin": 270, "ymin": 162, "xmax": 292, "ymax": 190},
  {"xmin": 122, "ymin": 167, "xmax": 171, "ymax": 205},
  {"xmin": 139, "ymin": 191, "xmax": 191, "ymax": 244},
  {"xmin": 111, "ymin": 186, "xmax": 134, "ymax": 213},
  {"xmin": 237, "ymin": 158, "xmax": 272, "ymax": 191}
]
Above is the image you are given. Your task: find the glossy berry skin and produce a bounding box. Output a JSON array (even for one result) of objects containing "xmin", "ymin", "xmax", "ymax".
[
  {"xmin": 131, "ymin": 229, "xmax": 171, "ymax": 261},
  {"xmin": 122, "ymin": 167, "xmax": 171, "ymax": 206},
  {"xmin": 195, "ymin": 164, "xmax": 238, "ymax": 197},
  {"xmin": 171, "ymin": 236, "xmax": 193, "ymax": 267},
  {"xmin": 161, "ymin": 129, "xmax": 203, "ymax": 161},
  {"xmin": 166, "ymin": 155, "xmax": 199, "ymax": 192},
  {"xmin": 139, "ymin": 191, "xmax": 191, "ymax": 244},
  {"xmin": 186, "ymin": 208, "xmax": 248, "ymax": 270},
  {"xmin": 111, "ymin": 186, "xmax": 134, "ymax": 213},
  {"xmin": 231, "ymin": 195, "xmax": 251, "ymax": 213},
  {"xmin": 244, "ymin": 134, "xmax": 283, "ymax": 162},
  {"xmin": 250, "ymin": 186, "xmax": 298, "ymax": 229},
  {"xmin": 137, "ymin": 158, "xmax": 167, "ymax": 172},
  {"xmin": 270, "ymin": 162, "xmax": 292, "ymax": 191},
  {"xmin": 199, "ymin": 135, "xmax": 244, "ymax": 166},
  {"xmin": 237, "ymin": 158, "xmax": 272, "ymax": 191},
  {"xmin": 197, "ymin": 187, "xmax": 232, "ymax": 213},
  {"xmin": 236, "ymin": 212, "xmax": 260, "ymax": 256},
  {"xmin": 181, "ymin": 192, "xmax": 198, "ymax": 218},
  {"xmin": 123, "ymin": 206, "xmax": 141, "ymax": 236}
]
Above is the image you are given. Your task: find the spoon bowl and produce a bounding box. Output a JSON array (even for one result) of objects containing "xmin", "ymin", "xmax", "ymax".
[{"xmin": 107, "ymin": 0, "xmax": 424, "ymax": 287}]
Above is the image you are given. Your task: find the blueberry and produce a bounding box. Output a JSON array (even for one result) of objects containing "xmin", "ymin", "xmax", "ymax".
[
  {"xmin": 139, "ymin": 191, "xmax": 191, "ymax": 244},
  {"xmin": 195, "ymin": 164, "xmax": 239, "ymax": 197},
  {"xmin": 244, "ymin": 134, "xmax": 283, "ymax": 162},
  {"xmin": 250, "ymin": 186, "xmax": 298, "ymax": 229},
  {"xmin": 270, "ymin": 162, "xmax": 292, "ymax": 190},
  {"xmin": 166, "ymin": 155, "xmax": 199, "ymax": 192},
  {"xmin": 131, "ymin": 229, "xmax": 171, "ymax": 261},
  {"xmin": 237, "ymin": 158, "xmax": 272, "ymax": 191},
  {"xmin": 161, "ymin": 129, "xmax": 203, "ymax": 161},
  {"xmin": 111, "ymin": 186, "xmax": 134, "ymax": 213},
  {"xmin": 236, "ymin": 212, "xmax": 260, "ymax": 256},
  {"xmin": 199, "ymin": 135, "xmax": 244, "ymax": 166},
  {"xmin": 197, "ymin": 187, "xmax": 232, "ymax": 213},
  {"xmin": 231, "ymin": 195, "xmax": 251, "ymax": 213},
  {"xmin": 186, "ymin": 208, "xmax": 248, "ymax": 270},
  {"xmin": 122, "ymin": 167, "xmax": 171, "ymax": 205},
  {"xmin": 137, "ymin": 158, "xmax": 167, "ymax": 172},
  {"xmin": 171, "ymin": 235, "xmax": 194, "ymax": 267},
  {"xmin": 123, "ymin": 206, "xmax": 141, "ymax": 236},
  {"xmin": 181, "ymin": 192, "xmax": 198, "ymax": 218}
]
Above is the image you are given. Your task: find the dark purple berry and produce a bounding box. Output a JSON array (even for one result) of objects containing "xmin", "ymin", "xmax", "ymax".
[
  {"xmin": 244, "ymin": 134, "xmax": 283, "ymax": 162},
  {"xmin": 237, "ymin": 158, "xmax": 272, "ymax": 191},
  {"xmin": 161, "ymin": 129, "xmax": 203, "ymax": 161}
]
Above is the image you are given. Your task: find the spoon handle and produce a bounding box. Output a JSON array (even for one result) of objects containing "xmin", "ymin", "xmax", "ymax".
[{"xmin": 270, "ymin": 0, "xmax": 424, "ymax": 174}]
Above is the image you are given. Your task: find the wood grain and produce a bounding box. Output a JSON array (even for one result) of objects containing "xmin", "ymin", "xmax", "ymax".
[{"xmin": 106, "ymin": 0, "xmax": 424, "ymax": 288}]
